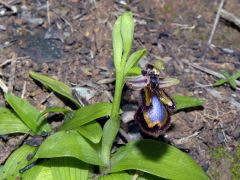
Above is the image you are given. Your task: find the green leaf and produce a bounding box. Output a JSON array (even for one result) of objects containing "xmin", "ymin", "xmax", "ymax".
[
  {"xmin": 77, "ymin": 121, "xmax": 102, "ymax": 144},
  {"xmin": 40, "ymin": 107, "xmax": 71, "ymax": 116},
  {"xmin": 229, "ymin": 78, "xmax": 237, "ymax": 89},
  {"xmin": 61, "ymin": 102, "xmax": 112, "ymax": 130},
  {"xmin": 172, "ymin": 94, "xmax": 205, "ymax": 110},
  {"xmin": 51, "ymin": 157, "xmax": 89, "ymax": 180},
  {"xmin": 138, "ymin": 172, "xmax": 167, "ymax": 180},
  {"xmin": 22, "ymin": 159, "xmax": 53, "ymax": 180},
  {"xmin": 126, "ymin": 66, "xmax": 142, "ymax": 76},
  {"xmin": 22, "ymin": 158, "xmax": 89, "ymax": 180},
  {"xmin": 222, "ymin": 70, "xmax": 230, "ymax": 78},
  {"xmin": 4, "ymin": 93, "xmax": 50, "ymax": 134},
  {"xmin": 101, "ymin": 115, "xmax": 120, "ymax": 166},
  {"xmin": 121, "ymin": 12, "xmax": 134, "ymax": 63},
  {"xmin": 36, "ymin": 131, "xmax": 102, "ymax": 166},
  {"xmin": 112, "ymin": 15, "xmax": 123, "ymax": 69},
  {"xmin": 0, "ymin": 107, "xmax": 29, "ymax": 135},
  {"xmin": 38, "ymin": 107, "xmax": 72, "ymax": 123},
  {"xmin": 110, "ymin": 139, "xmax": 209, "ymax": 180},
  {"xmin": 99, "ymin": 172, "xmax": 132, "ymax": 180},
  {"xmin": 231, "ymin": 71, "xmax": 240, "ymax": 80},
  {"xmin": 29, "ymin": 71, "xmax": 80, "ymax": 107},
  {"xmin": 1, "ymin": 145, "xmax": 37, "ymax": 179},
  {"xmin": 124, "ymin": 49, "xmax": 146, "ymax": 76},
  {"xmin": 213, "ymin": 79, "xmax": 227, "ymax": 86}
]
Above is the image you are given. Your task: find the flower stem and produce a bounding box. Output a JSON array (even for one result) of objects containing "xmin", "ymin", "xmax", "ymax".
[{"xmin": 101, "ymin": 68, "xmax": 125, "ymax": 167}]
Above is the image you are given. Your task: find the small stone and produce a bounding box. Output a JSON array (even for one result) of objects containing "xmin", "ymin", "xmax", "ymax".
[
  {"xmin": 65, "ymin": 36, "xmax": 76, "ymax": 45},
  {"xmin": 231, "ymin": 128, "xmax": 240, "ymax": 139},
  {"xmin": 217, "ymin": 132, "xmax": 225, "ymax": 144}
]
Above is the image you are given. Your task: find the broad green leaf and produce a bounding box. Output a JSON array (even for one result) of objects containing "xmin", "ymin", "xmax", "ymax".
[
  {"xmin": 172, "ymin": 94, "xmax": 205, "ymax": 110},
  {"xmin": 61, "ymin": 102, "xmax": 112, "ymax": 130},
  {"xmin": 22, "ymin": 159, "xmax": 53, "ymax": 180},
  {"xmin": 22, "ymin": 159, "xmax": 87, "ymax": 180},
  {"xmin": 0, "ymin": 107, "xmax": 29, "ymax": 135},
  {"xmin": 138, "ymin": 172, "xmax": 167, "ymax": 180},
  {"xmin": 36, "ymin": 131, "xmax": 102, "ymax": 166},
  {"xmin": 4, "ymin": 93, "xmax": 50, "ymax": 134},
  {"xmin": 0, "ymin": 165, "xmax": 3, "ymax": 174},
  {"xmin": 124, "ymin": 49, "xmax": 146, "ymax": 76},
  {"xmin": 213, "ymin": 79, "xmax": 227, "ymax": 86},
  {"xmin": 29, "ymin": 71, "xmax": 80, "ymax": 107},
  {"xmin": 112, "ymin": 15, "xmax": 123, "ymax": 69},
  {"xmin": 127, "ymin": 66, "xmax": 142, "ymax": 76},
  {"xmin": 121, "ymin": 12, "xmax": 134, "ymax": 63},
  {"xmin": 99, "ymin": 172, "xmax": 132, "ymax": 180},
  {"xmin": 22, "ymin": 157, "xmax": 89, "ymax": 180},
  {"xmin": 99, "ymin": 171, "xmax": 166, "ymax": 180},
  {"xmin": 51, "ymin": 157, "xmax": 89, "ymax": 180},
  {"xmin": 77, "ymin": 121, "xmax": 102, "ymax": 144},
  {"xmin": 110, "ymin": 140, "xmax": 209, "ymax": 180},
  {"xmin": 1, "ymin": 145, "xmax": 37, "ymax": 179}
]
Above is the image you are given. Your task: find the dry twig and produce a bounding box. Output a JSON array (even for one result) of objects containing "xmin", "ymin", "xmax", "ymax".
[
  {"xmin": 21, "ymin": 81, "xmax": 27, "ymax": 99},
  {"xmin": 47, "ymin": 0, "xmax": 51, "ymax": 26},
  {"xmin": 182, "ymin": 59, "xmax": 240, "ymax": 87},
  {"xmin": 220, "ymin": 9, "xmax": 240, "ymax": 28},
  {"xmin": 207, "ymin": 0, "xmax": 225, "ymax": 46},
  {"xmin": 0, "ymin": 56, "xmax": 30, "ymax": 68},
  {"xmin": 8, "ymin": 53, "xmax": 17, "ymax": 92},
  {"xmin": 0, "ymin": 0, "xmax": 17, "ymax": 13},
  {"xmin": 0, "ymin": 78, "xmax": 8, "ymax": 93},
  {"xmin": 195, "ymin": 82, "xmax": 240, "ymax": 109}
]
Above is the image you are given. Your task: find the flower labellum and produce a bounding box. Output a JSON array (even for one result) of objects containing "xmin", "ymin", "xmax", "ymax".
[{"xmin": 128, "ymin": 63, "xmax": 177, "ymax": 137}]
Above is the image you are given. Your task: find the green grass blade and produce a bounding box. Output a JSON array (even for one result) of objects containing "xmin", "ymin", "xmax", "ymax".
[
  {"xmin": 231, "ymin": 71, "xmax": 240, "ymax": 79},
  {"xmin": 77, "ymin": 121, "xmax": 103, "ymax": 144},
  {"xmin": 36, "ymin": 131, "xmax": 102, "ymax": 166},
  {"xmin": 229, "ymin": 78, "xmax": 237, "ymax": 89},
  {"xmin": 172, "ymin": 94, "xmax": 205, "ymax": 110},
  {"xmin": 222, "ymin": 70, "xmax": 230, "ymax": 78},
  {"xmin": 110, "ymin": 140, "xmax": 209, "ymax": 180},
  {"xmin": 4, "ymin": 93, "xmax": 51, "ymax": 133},
  {"xmin": 213, "ymin": 79, "xmax": 227, "ymax": 86},
  {"xmin": 0, "ymin": 107, "xmax": 29, "ymax": 135},
  {"xmin": 29, "ymin": 71, "xmax": 80, "ymax": 107},
  {"xmin": 61, "ymin": 102, "xmax": 112, "ymax": 130}
]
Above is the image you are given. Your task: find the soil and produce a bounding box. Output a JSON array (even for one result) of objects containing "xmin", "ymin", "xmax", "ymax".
[{"xmin": 0, "ymin": 0, "xmax": 240, "ymax": 179}]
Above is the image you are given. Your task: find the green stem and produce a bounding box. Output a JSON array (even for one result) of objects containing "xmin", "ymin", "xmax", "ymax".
[
  {"xmin": 101, "ymin": 67, "xmax": 125, "ymax": 167},
  {"xmin": 111, "ymin": 69, "xmax": 124, "ymax": 116}
]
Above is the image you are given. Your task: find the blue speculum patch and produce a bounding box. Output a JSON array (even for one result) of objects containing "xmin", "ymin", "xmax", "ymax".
[
  {"xmin": 145, "ymin": 95, "xmax": 166, "ymax": 123},
  {"xmin": 142, "ymin": 88, "xmax": 169, "ymax": 129}
]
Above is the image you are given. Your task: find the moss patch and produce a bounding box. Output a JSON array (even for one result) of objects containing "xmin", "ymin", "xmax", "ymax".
[{"xmin": 208, "ymin": 145, "xmax": 240, "ymax": 180}]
